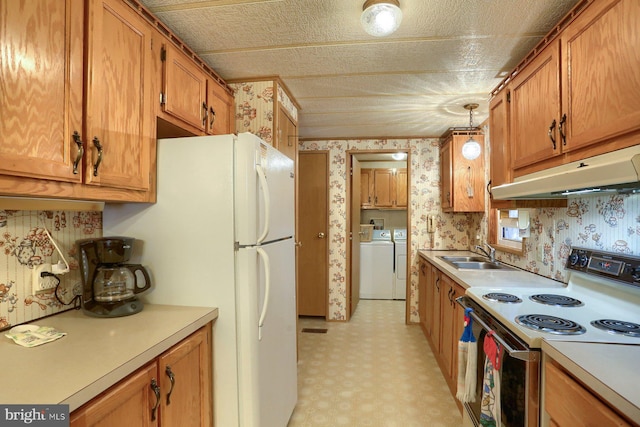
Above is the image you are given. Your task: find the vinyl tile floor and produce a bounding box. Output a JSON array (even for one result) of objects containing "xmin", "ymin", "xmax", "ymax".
[{"xmin": 288, "ymin": 299, "xmax": 462, "ymax": 427}]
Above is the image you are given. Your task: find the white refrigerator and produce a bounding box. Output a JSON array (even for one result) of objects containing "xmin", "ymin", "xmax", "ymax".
[{"xmin": 103, "ymin": 133, "xmax": 297, "ymax": 427}]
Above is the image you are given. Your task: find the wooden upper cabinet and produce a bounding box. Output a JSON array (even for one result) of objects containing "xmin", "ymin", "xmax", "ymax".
[
  {"xmin": 373, "ymin": 169, "xmax": 394, "ymax": 207},
  {"xmin": 509, "ymin": 41, "xmax": 562, "ymax": 172},
  {"xmin": 496, "ymin": 0, "xmax": 640, "ymax": 180},
  {"xmin": 275, "ymin": 104, "xmax": 298, "ymax": 161},
  {"xmin": 360, "ymin": 168, "xmax": 407, "ymax": 209},
  {"xmin": 360, "ymin": 169, "xmax": 374, "ymax": 208},
  {"xmin": 440, "ymin": 133, "xmax": 485, "ymax": 213},
  {"xmin": 395, "ymin": 168, "xmax": 408, "ymax": 208},
  {"xmin": 207, "ymin": 79, "xmax": 235, "ymax": 135},
  {"xmin": 0, "ymin": 0, "xmax": 84, "ymax": 183},
  {"xmin": 161, "ymin": 42, "xmax": 208, "ymax": 133},
  {"xmin": 488, "ymin": 89, "xmax": 511, "ymax": 189},
  {"xmin": 561, "ymin": 0, "xmax": 640, "ymax": 154},
  {"xmin": 84, "ymin": 0, "xmax": 153, "ymax": 191}
]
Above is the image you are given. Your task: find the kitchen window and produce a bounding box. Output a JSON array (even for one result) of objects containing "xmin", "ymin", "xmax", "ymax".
[{"xmin": 491, "ymin": 209, "xmax": 529, "ymax": 254}]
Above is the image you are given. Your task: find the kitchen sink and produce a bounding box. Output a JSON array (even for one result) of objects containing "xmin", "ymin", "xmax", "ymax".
[
  {"xmin": 438, "ymin": 256, "xmax": 491, "ymax": 263},
  {"xmin": 437, "ymin": 256, "xmax": 516, "ymax": 271}
]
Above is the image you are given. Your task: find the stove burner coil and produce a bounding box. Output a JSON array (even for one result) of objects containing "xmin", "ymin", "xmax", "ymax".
[
  {"xmin": 591, "ymin": 319, "xmax": 640, "ymax": 337},
  {"xmin": 482, "ymin": 292, "xmax": 522, "ymax": 303},
  {"xmin": 529, "ymin": 294, "xmax": 584, "ymax": 307},
  {"xmin": 516, "ymin": 314, "xmax": 586, "ymax": 335}
]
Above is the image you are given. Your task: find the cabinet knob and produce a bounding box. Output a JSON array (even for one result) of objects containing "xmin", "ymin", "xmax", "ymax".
[{"xmin": 318, "ymin": 232, "xmax": 326, "ymax": 239}]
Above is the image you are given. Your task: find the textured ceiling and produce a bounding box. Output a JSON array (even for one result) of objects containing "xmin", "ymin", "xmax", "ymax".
[{"xmin": 140, "ymin": 0, "xmax": 580, "ymax": 139}]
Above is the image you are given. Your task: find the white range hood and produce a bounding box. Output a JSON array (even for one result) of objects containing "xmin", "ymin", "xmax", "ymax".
[{"xmin": 491, "ymin": 145, "xmax": 640, "ymax": 199}]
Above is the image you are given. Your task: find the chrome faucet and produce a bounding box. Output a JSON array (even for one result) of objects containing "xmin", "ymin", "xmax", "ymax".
[{"xmin": 475, "ymin": 243, "xmax": 496, "ymax": 262}]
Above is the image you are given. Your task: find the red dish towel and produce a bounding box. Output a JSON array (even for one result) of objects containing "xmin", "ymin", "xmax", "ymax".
[{"xmin": 480, "ymin": 331, "xmax": 503, "ymax": 427}]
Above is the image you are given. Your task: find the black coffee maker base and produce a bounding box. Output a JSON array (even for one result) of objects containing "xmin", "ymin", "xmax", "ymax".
[{"xmin": 82, "ymin": 299, "xmax": 144, "ymax": 318}]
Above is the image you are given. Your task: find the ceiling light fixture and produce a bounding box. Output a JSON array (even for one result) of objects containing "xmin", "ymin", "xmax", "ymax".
[
  {"xmin": 361, "ymin": 0, "xmax": 402, "ymax": 37},
  {"xmin": 391, "ymin": 152, "xmax": 407, "ymax": 160},
  {"xmin": 461, "ymin": 103, "xmax": 481, "ymax": 160}
]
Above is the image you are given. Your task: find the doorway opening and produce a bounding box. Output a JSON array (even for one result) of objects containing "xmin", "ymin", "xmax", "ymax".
[{"xmin": 347, "ymin": 150, "xmax": 410, "ymax": 324}]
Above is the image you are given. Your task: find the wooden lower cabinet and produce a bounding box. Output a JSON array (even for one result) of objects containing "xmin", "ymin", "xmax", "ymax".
[
  {"xmin": 418, "ymin": 258, "xmax": 429, "ymax": 336},
  {"xmin": 419, "ymin": 256, "xmax": 466, "ymax": 407},
  {"xmin": 70, "ymin": 325, "xmax": 212, "ymax": 427},
  {"xmin": 544, "ymin": 360, "xmax": 633, "ymax": 427}
]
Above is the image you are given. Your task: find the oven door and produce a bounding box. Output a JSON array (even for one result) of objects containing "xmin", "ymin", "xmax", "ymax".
[{"xmin": 457, "ymin": 296, "xmax": 540, "ymax": 427}]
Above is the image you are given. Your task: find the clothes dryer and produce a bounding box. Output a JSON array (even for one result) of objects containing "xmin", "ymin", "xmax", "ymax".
[{"xmin": 392, "ymin": 229, "xmax": 407, "ymax": 300}]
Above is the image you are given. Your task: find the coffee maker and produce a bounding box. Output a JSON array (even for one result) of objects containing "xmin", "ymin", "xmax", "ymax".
[{"xmin": 77, "ymin": 237, "xmax": 151, "ymax": 317}]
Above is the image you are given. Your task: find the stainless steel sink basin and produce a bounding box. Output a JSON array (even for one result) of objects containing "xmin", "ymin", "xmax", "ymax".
[
  {"xmin": 437, "ymin": 256, "xmax": 516, "ymax": 271},
  {"xmin": 438, "ymin": 256, "xmax": 490, "ymax": 263},
  {"xmin": 451, "ymin": 261, "xmax": 515, "ymax": 270}
]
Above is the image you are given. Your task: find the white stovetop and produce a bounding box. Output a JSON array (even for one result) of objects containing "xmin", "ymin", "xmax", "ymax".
[{"xmin": 465, "ymin": 269, "xmax": 640, "ymax": 347}]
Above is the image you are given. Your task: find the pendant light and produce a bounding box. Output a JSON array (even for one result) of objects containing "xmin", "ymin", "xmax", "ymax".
[
  {"xmin": 361, "ymin": 0, "xmax": 403, "ymax": 37},
  {"xmin": 461, "ymin": 103, "xmax": 481, "ymax": 160}
]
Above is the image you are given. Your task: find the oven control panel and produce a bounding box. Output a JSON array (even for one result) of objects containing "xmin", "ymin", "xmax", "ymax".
[{"xmin": 567, "ymin": 247, "xmax": 640, "ymax": 285}]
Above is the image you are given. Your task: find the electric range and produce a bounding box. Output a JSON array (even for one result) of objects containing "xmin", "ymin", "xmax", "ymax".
[
  {"xmin": 457, "ymin": 247, "xmax": 640, "ymax": 427},
  {"xmin": 464, "ymin": 247, "xmax": 640, "ymax": 348}
]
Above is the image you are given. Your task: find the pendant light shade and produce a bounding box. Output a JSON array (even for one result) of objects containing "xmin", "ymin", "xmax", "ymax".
[
  {"xmin": 361, "ymin": 0, "xmax": 402, "ymax": 37},
  {"xmin": 461, "ymin": 103, "xmax": 481, "ymax": 160}
]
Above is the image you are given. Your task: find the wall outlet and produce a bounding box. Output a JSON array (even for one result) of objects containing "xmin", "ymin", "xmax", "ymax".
[{"xmin": 32, "ymin": 263, "xmax": 57, "ymax": 294}]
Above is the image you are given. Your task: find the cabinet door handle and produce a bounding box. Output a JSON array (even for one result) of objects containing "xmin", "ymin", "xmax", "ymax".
[
  {"xmin": 420, "ymin": 262, "xmax": 426, "ymax": 275},
  {"xmin": 558, "ymin": 113, "xmax": 567, "ymax": 146},
  {"xmin": 150, "ymin": 378, "xmax": 161, "ymax": 421},
  {"xmin": 435, "ymin": 277, "xmax": 440, "ymax": 291},
  {"xmin": 209, "ymin": 106, "xmax": 216, "ymax": 128},
  {"xmin": 548, "ymin": 119, "xmax": 557, "ymax": 150},
  {"xmin": 72, "ymin": 131, "xmax": 84, "ymax": 175},
  {"xmin": 202, "ymin": 102, "xmax": 208, "ymax": 127},
  {"xmin": 165, "ymin": 365, "xmax": 175, "ymax": 405},
  {"xmin": 92, "ymin": 137, "xmax": 102, "ymax": 177}
]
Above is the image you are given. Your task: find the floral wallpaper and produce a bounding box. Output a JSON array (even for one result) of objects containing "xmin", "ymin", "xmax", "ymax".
[
  {"xmin": 0, "ymin": 210, "xmax": 101, "ymax": 329},
  {"xmin": 497, "ymin": 194, "xmax": 640, "ymax": 283},
  {"xmin": 231, "ymin": 80, "xmax": 275, "ymax": 144},
  {"xmin": 229, "ymin": 80, "xmax": 298, "ymax": 146},
  {"xmin": 300, "ymin": 138, "xmax": 640, "ymax": 322}
]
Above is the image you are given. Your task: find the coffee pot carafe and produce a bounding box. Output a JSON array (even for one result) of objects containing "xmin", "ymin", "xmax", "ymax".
[{"xmin": 77, "ymin": 237, "xmax": 151, "ymax": 317}]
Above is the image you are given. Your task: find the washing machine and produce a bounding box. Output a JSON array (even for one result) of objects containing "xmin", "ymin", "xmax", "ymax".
[
  {"xmin": 392, "ymin": 229, "xmax": 407, "ymax": 300},
  {"xmin": 360, "ymin": 229, "xmax": 394, "ymax": 299}
]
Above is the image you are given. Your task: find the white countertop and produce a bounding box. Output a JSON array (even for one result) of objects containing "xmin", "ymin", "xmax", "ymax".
[
  {"xmin": 418, "ymin": 249, "xmax": 566, "ymax": 290},
  {"xmin": 542, "ymin": 341, "xmax": 640, "ymax": 424},
  {"xmin": 0, "ymin": 304, "xmax": 218, "ymax": 411}
]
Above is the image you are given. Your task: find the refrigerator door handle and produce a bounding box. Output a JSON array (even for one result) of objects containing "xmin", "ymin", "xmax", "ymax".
[
  {"xmin": 256, "ymin": 164, "xmax": 271, "ymax": 243},
  {"xmin": 257, "ymin": 247, "xmax": 271, "ymax": 341}
]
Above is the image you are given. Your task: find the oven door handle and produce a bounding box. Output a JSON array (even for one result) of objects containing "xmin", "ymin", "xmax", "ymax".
[{"xmin": 457, "ymin": 296, "xmax": 539, "ymax": 362}]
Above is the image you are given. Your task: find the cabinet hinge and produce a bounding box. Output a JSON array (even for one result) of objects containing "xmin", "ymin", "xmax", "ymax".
[
  {"xmin": 506, "ymin": 91, "xmax": 511, "ymax": 103},
  {"xmin": 160, "ymin": 46, "xmax": 166, "ymax": 62},
  {"xmin": 160, "ymin": 92, "xmax": 166, "ymax": 105}
]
